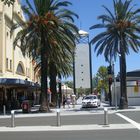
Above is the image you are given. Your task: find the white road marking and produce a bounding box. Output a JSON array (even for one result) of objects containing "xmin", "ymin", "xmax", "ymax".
[{"xmin": 116, "ymin": 113, "xmax": 140, "ymax": 130}]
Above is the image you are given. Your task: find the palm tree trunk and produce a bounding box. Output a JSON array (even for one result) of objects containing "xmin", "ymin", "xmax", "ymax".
[
  {"xmin": 119, "ymin": 38, "xmax": 128, "ymax": 109},
  {"xmin": 49, "ymin": 63, "xmax": 57, "ymax": 106},
  {"xmin": 58, "ymin": 74, "xmax": 62, "ymax": 108},
  {"xmin": 39, "ymin": 33, "xmax": 50, "ymax": 112}
]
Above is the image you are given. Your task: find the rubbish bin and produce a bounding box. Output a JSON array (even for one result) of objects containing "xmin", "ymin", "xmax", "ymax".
[{"xmin": 22, "ymin": 100, "xmax": 31, "ymax": 113}]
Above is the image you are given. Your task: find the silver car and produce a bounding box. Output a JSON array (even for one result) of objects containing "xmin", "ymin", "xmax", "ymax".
[{"xmin": 82, "ymin": 95, "xmax": 101, "ymax": 108}]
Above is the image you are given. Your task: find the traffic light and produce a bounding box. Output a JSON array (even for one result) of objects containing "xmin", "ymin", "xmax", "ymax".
[{"xmin": 107, "ymin": 65, "xmax": 112, "ymax": 74}]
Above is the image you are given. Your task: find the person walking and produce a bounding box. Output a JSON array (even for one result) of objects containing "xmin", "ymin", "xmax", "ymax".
[
  {"xmin": 62, "ymin": 94, "xmax": 66, "ymax": 109},
  {"xmin": 71, "ymin": 94, "xmax": 76, "ymax": 108},
  {"xmin": 66, "ymin": 94, "xmax": 71, "ymax": 108}
]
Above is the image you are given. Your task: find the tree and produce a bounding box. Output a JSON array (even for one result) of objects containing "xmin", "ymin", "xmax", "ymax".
[
  {"xmin": 96, "ymin": 66, "xmax": 109, "ymax": 102},
  {"xmin": 49, "ymin": 54, "xmax": 74, "ymax": 105},
  {"xmin": 92, "ymin": 76, "xmax": 98, "ymax": 89},
  {"xmin": 13, "ymin": 0, "xmax": 79, "ymax": 112},
  {"xmin": 90, "ymin": 0, "xmax": 140, "ymax": 109}
]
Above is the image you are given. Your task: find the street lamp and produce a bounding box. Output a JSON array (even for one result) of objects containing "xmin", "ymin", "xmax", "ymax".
[{"xmin": 89, "ymin": 37, "xmax": 93, "ymax": 95}]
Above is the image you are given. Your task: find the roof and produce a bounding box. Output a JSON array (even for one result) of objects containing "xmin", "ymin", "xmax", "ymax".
[
  {"xmin": 127, "ymin": 69, "xmax": 140, "ymax": 77},
  {"xmin": 126, "ymin": 70, "xmax": 140, "ymax": 81}
]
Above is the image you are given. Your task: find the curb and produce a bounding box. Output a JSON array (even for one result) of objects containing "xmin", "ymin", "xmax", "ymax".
[{"xmin": 0, "ymin": 123, "xmax": 136, "ymax": 132}]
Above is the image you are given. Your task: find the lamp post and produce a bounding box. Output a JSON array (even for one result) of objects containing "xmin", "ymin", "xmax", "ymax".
[{"xmin": 88, "ymin": 37, "xmax": 93, "ymax": 94}]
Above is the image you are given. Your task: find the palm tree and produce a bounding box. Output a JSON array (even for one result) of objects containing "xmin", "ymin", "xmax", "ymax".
[
  {"xmin": 49, "ymin": 54, "xmax": 73, "ymax": 105},
  {"xmin": 13, "ymin": 0, "xmax": 79, "ymax": 112},
  {"xmin": 90, "ymin": 0, "xmax": 140, "ymax": 109}
]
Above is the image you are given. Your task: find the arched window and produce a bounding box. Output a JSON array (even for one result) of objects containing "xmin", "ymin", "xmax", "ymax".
[{"xmin": 16, "ymin": 62, "xmax": 25, "ymax": 75}]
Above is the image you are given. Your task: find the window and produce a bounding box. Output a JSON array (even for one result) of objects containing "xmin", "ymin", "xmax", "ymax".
[
  {"xmin": 16, "ymin": 63, "xmax": 25, "ymax": 75},
  {"xmin": 6, "ymin": 58, "xmax": 8, "ymax": 69},
  {"xmin": 10, "ymin": 60, "xmax": 12, "ymax": 70}
]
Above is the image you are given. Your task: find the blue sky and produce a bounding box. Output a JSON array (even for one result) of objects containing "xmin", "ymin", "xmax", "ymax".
[
  {"xmin": 21, "ymin": 0, "xmax": 140, "ymax": 79},
  {"xmin": 68, "ymin": 0, "xmax": 140, "ymax": 77}
]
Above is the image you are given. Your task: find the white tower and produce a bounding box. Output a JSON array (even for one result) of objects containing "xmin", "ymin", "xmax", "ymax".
[{"xmin": 74, "ymin": 30, "xmax": 92, "ymax": 93}]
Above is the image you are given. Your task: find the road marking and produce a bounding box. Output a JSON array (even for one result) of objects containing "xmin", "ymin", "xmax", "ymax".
[{"xmin": 116, "ymin": 113, "xmax": 140, "ymax": 130}]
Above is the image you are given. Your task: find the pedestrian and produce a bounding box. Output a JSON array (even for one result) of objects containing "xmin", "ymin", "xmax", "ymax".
[
  {"xmin": 71, "ymin": 94, "xmax": 76, "ymax": 108},
  {"xmin": 66, "ymin": 94, "xmax": 71, "ymax": 108},
  {"xmin": 62, "ymin": 94, "xmax": 66, "ymax": 109}
]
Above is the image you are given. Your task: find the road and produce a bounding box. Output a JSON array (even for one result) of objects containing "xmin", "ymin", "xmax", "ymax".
[
  {"xmin": 0, "ymin": 112, "xmax": 128, "ymax": 127},
  {"xmin": 0, "ymin": 129, "xmax": 140, "ymax": 140},
  {"xmin": 0, "ymin": 105, "xmax": 140, "ymax": 139},
  {"xmin": 1, "ymin": 110, "xmax": 140, "ymax": 127}
]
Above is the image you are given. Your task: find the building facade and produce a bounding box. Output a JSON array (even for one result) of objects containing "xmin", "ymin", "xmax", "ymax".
[
  {"xmin": 75, "ymin": 43, "xmax": 90, "ymax": 89},
  {"xmin": 0, "ymin": 1, "xmax": 40, "ymax": 112},
  {"xmin": 111, "ymin": 70, "xmax": 140, "ymax": 106}
]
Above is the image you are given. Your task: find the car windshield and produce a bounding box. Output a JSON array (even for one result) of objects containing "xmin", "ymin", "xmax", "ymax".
[{"xmin": 84, "ymin": 96, "xmax": 97, "ymax": 100}]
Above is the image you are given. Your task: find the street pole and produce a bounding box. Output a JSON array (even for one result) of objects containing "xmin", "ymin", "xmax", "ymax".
[
  {"xmin": 56, "ymin": 108, "xmax": 61, "ymax": 127},
  {"xmin": 73, "ymin": 50, "xmax": 76, "ymax": 95},
  {"xmin": 88, "ymin": 36, "xmax": 92, "ymax": 94},
  {"xmin": 11, "ymin": 110, "xmax": 15, "ymax": 127},
  {"xmin": 58, "ymin": 76, "xmax": 62, "ymax": 108},
  {"xmin": 104, "ymin": 108, "xmax": 108, "ymax": 125},
  {"xmin": 112, "ymin": 63, "xmax": 117, "ymax": 110},
  {"xmin": 3, "ymin": 105, "xmax": 6, "ymax": 115}
]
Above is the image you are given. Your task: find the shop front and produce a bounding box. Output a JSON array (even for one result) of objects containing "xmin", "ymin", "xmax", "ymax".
[{"xmin": 0, "ymin": 78, "xmax": 40, "ymax": 113}]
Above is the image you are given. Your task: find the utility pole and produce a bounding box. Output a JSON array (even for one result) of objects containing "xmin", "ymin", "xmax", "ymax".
[
  {"xmin": 73, "ymin": 50, "xmax": 76, "ymax": 95},
  {"xmin": 107, "ymin": 65, "xmax": 112, "ymax": 106}
]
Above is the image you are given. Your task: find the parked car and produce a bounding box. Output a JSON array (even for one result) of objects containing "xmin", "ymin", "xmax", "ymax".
[{"xmin": 82, "ymin": 95, "xmax": 101, "ymax": 108}]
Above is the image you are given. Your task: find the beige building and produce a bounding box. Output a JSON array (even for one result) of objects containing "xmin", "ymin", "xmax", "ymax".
[{"xmin": 0, "ymin": 1, "xmax": 40, "ymax": 111}]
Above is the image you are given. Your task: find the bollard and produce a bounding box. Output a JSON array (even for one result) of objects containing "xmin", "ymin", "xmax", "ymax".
[
  {"xmin": 104, "ymin": 108, "xmax": 108, "ymax": 125},
  {"xmin": 11, "ymin": 110, "xmax": 15, "ymax": 127},
  {"xmin": 56, "ymin": 108, "xmax": 61, "ymax": 126},
  {"xmin": 3, "ymin": 105, "xmax": 6, "ymax": 115}
]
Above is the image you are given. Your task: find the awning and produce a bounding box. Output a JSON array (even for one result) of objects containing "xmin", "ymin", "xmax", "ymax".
[
  {"xmin": 127, "ymin": 70, "xmax": 140, "ymax": 81},
  {"xmin": 0, "ymin": 78, "xmax": 40, "ymax": 89}
]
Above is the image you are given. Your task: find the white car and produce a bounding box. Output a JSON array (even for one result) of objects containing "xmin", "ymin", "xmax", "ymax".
[{"xmin": 82, "ymin": 95, "xmax": 101, "ymax": 108}]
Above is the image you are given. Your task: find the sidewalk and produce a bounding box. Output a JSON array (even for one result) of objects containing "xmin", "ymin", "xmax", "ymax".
[
  {"xmin": 1, "ymin": 103, "xmax": 140, "ymax": 118},
  {"xmin": 0, "ymin": 124, "xmax": 135, "ymax": 132},
  {"xmin": 0, "ymin": 103, "xmax": 117, "ymax": 118}
]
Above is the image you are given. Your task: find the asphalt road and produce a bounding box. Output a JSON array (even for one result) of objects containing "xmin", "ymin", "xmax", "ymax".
[
  {"xmin": 0, "ymin": 113, "xmax": 128, "ymax": 127},
  {"xmin": 0, "ymin": 109, "xmax": 140, "ymax": 140},
  {"xmin": 120, "ymin": 111, "xmax": 140, "ymax": 123},
  {"xmin": 0, "ymin": 129, "xmax": 140, "ymax": 140}
]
